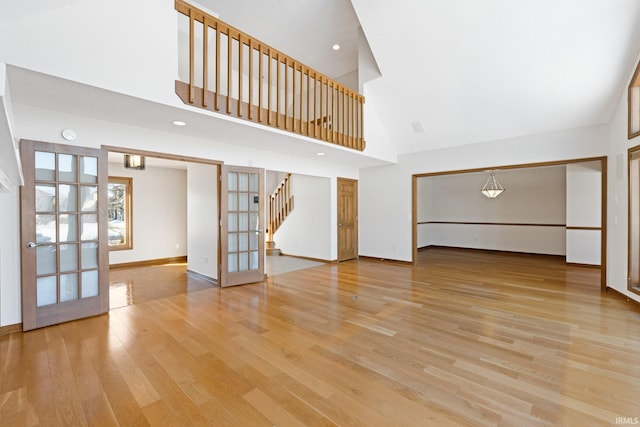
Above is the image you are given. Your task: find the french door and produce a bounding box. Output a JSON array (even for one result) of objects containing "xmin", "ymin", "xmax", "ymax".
[
  {"xmin": 20, "ymin": 140, "xmax": 109, "ymax": 331},
  {"xmin": 220, "ymin": 165, "xmax": 265, "ymax": 287}
]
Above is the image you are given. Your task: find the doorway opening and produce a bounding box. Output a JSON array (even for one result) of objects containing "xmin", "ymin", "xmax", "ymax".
[{"xmin": 412, "ymin": 157, "xmax": 607, "ymax": 290}]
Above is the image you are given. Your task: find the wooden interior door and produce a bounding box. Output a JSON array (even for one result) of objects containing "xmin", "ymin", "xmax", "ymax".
[
  {"xmin": 20, "ymin": 140, "xmax": 109, "ymax": 331},
  {"xmin": 220, "ymin": 165, "xmax": 265, "ymax": 287},
  {"xmin": 337, "ymin": 177, "xmax": 358, "ymax": 261}
]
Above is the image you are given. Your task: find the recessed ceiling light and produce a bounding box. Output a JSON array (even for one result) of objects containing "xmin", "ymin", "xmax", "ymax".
[
  {"xmin": 317, "ymin": 152, "xmax": 325, "ymax": 156},
  {"xmin": 172, "ymin": 120, "xmax": 187, "ymax": 126},
  {"xmin": 332, "ymin": 44, "xmax": 340, "ymax": 51}
]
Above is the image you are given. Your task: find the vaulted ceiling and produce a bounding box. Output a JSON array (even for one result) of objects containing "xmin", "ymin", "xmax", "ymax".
[{"xmin": 205, "ymin": 0, "xmax": 640, "ymax": 155}]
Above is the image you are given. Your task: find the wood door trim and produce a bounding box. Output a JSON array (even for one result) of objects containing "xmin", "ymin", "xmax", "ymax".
[
  {"xmin": 418, "ymin": 221, "xmax": 567, "ymax": 227},
  {"xmin": 102, "ymin": 145, "xmax": 223, "ymax": 166}
]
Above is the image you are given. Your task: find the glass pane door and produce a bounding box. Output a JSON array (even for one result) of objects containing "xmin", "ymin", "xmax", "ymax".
[
  {"xmin": 220, "ymin": 165, "xmax": 264, "ymax": 287},
  {"xmin": 21, "ymin": 140, "xmax": 108, "ymax": 330}
]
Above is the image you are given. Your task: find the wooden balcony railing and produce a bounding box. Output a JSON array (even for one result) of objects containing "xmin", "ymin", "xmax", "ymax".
[{"xmin": 175, "ymin": 0, "xmax": 365, "ymax": 151}]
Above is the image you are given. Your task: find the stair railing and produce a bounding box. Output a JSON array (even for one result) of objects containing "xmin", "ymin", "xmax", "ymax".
[{"xmin": 267, "ymin": 174, "xmax": 293, "ymax": 241}]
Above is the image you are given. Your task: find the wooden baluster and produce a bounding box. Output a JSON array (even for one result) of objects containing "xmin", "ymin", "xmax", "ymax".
[
  {"xmin": 238, "ymin": 33, "xmax": 243, "ymax": 117},
  {"xmin": 336, "ymin": 87, "xmax": 340, "ymax": 145},
  {"xmin": 349, "ymin": 92, "xmax": 355, "ymax": 148},
  {"xmin": 342, "ymin": 87, "xmax": 346, "ymax": 146},
  {"xmin": 292, "ymin": 63, "xmax": 297, "ymax": 133},
  {"xmin": 226, "ymin": 26, "xmax": 232, "ymax": 114},
  {"xmin": 359, "ymin": 95, "xmax": 364, "ymax": 150},
  {"xmin": 306, "ymin": 68, "xmax": 311, "ymax": 136},
  {"xmin": 258, "ymin": 45, "xmax": 263, "ymax": 123},
  {"xmin": 335, "ymin": 86, "xmax": 340, "ymax": 144},
  {"xmin": 312, "ymin": 73, "xmax": 316, "ymax": 138},
  {"xmin": 215, "ymin": 22, "xmax": 220, "ymax": 111},
  {"xmin": 323, "ymin": 78, "xmax": 328, "ymax": 141},
  {"xmin": 284, "ymin": 58, "xmax": 289, "ymax": 130},
  {"xmin": 329, "ymin": 81, "xmax": 334, "ymax": 143},
  {"xmin": 248, "ymin": 38, "xmax": 253, "ymax": 120},
  {"xmin": 345, "ymin": 90, "xmax": 349, "ymax": 147},
  {"xmin": 189, "ymin": 9, "xmax": 195, "ymax": 104},
  {"xmin": 353, "ymin": 94, "xmax": 357, "ymax": 148},
  {"xmin": 345, "ymin": 90, "xmax": 349, "ymax": 148},
  {"xmin": 344, "ymin": 90, "xmax": 348, "ymax": 147},
  {"xmin": 300, "ymin": 66, "xmax": 305, "ymax": 135},
  {"xmin": 268, "ymin": 49, "xmax": 272, "ymax": 125},
  {"xmin": 348, "ymin": 90, "xmax": 351, "ymax": 147},
  {"xmin": 202, "ymin": 18, "xmax": 208, "ymax": 108},
  {"xmin": 276, "ymin": 53, "xmax": 280, "ymax": 128},
  {"xmin": 356, "ymin": 95, "xmax": 362, "ymax": 150}
]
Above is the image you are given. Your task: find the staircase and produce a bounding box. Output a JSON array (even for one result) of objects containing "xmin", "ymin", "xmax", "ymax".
[{"xmin": 267, "ymin": 174, "xmax": 294, "ymax": 256}]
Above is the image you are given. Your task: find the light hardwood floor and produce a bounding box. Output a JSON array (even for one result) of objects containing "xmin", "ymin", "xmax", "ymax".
[{"xmin": 1, "ymin": 248, "xmax": 639, "ymax": 426}]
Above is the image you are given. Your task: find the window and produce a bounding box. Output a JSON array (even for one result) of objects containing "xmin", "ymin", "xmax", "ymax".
[
  {"xmin": 629, "ymin": 59, "xmax": 640, "ymax": 139},
  {"xmin": 108, "ymin": 177, "xmax": 132, "ymax": 250}
]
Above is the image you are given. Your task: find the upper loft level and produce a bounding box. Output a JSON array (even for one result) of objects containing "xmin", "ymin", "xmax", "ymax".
[{"xmin": 175, "ymin": 0, "xmax": 366, "ymax": 151}]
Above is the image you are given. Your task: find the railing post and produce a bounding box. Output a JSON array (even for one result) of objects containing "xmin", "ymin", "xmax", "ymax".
[
  {"xmin": 215, "ymin": 22, "xmax": 220, "ymax": 111},
  {"xmin": 276, "ymin": 52, "xmax": 281, "ymax": 129},
  {"xmin": 258, "ymin": 45, "xmax": 263, "ymax": 123},
  {"xmin": 238, "ymin": 33, "xmax": 243, "ymax": 117},
  {"xmin": 189, "ymin": 8, "xmax": 195, "ymax": 104},
  {"xmin": 267, "ymin": 48, "xmax": 272, "ymax": 125},
  {"xmin": 202, "ymin": 18, "xmax": 208, "ymax": 108},
  {"xmin": 248, "ymin": 38, "xmax": 253, "ymax": 120},
  {"xmin": 226, "ymin": 25, "xmax": 232, "ymax": 114}
]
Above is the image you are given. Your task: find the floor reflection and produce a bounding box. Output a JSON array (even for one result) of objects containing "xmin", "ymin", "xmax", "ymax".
[
  {"xmin": 109, "ymin": 263, "xmax": 215, "ymax": 309},
  {"xmin": 109, "ymin": 257, "xmax": 325, "ymax": 309},
  {"xmin": 265, "ymin": 255, "xmax": 324, "ymax": 276}
]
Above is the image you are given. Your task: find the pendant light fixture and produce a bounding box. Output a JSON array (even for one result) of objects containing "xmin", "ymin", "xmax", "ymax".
[
  {"xmin": 124, "ymin": 154, "xmax": 145, "ymax": 170},
  {"xmin": 481, "ymin": 170, "xmax": 504, "ymax": 198}
]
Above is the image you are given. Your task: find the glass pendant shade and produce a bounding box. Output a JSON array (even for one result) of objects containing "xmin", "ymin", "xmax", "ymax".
[{"xmin": 481, "ymin": 171, "xmax": 504, "ymax": 199}]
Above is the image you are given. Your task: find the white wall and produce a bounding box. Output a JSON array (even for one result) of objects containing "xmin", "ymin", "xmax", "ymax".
[
  {"xmin": 417, "ymin": 167, "xmax": 566, "ymax": 255},
  {"xmin": 0, "ymin": 63, "xmax": 22, "ymax": 190},
  {"xmin": 566, "ymin": 161, "xmax": 601, "ymax": 265},
  {"xmin": 0, "ymin": 0, "xmax": 178, "ymax": 107},
  {"xmin": 108, "ymin": 162, "xmax": 187, "ymax": 265},
  {"xmin": 425, "ymin": 224, "xmax": 565, "ymax": 255},
  {"xmin": 0, "ymin": 190, "xmax": 20, "ymax": 325},
  {"xmin": 360, "ymin": 125, "xmax": 608, "ymax": 261},
  {"xmin": 187, "ymin": 163, "xmax": 218, "ymax": 280},
  {"xmin": 266, "ymin": 170, "xmax": 288, "ymax": 195},
  {"xmin": 273, "ymin": 174, "xmax": 332, "ymax": 260}
]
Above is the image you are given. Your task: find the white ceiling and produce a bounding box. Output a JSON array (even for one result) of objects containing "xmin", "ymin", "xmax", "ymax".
[
  {"xmin": 353, "ymin": 0, "xmax": 640, "ymax": 154},
  {"xmin": 6, "ymin": 0, "xmax": 640, "ymax": 165},
  {"xmin": 197, "ymin": 0, "xmax": 361, "ymax": 80}
]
